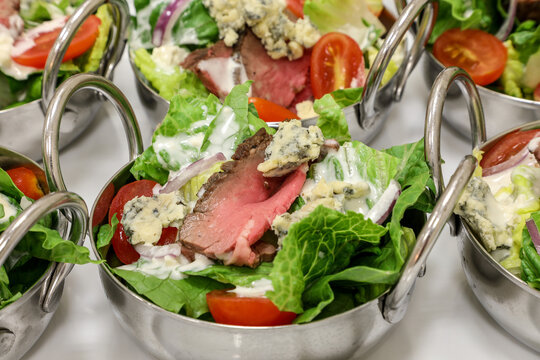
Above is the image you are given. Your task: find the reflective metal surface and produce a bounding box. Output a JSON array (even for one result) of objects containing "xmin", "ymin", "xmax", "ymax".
[
  {"xmin": 0, "ymin": 0, "xmax": 129, "ymax": 161},
  {"xmin": 130, "ymin": 0, "xmax": 436, "ymax": 144},
  {"xmin": 0, "ymin": 148, "xmax": 88, "ymax": 360},
  {"xmin": 426, "ymin": 67, "xmax": 540, "ymax": 352}
]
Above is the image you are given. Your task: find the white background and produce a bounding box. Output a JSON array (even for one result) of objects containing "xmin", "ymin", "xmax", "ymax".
[{"xmin": 17, "ymin": 50, "xmax": 540, "ymax": 359}]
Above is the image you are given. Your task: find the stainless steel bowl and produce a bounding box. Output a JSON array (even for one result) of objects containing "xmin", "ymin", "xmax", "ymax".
[
  {"xmin": 425, "ymin": 66, "xmax": 540, "ymax": 352},
  {"xmin": 422, "ymin": 32, "xmax": 540, "ymax": 140},
  {"xmin": 0, "ymin": 148, "xmax": 88, "ymax": 360},
  {"xmin": 42, "ymin": 72, "xmax": 477, "ymax": 359},
  {"xmin": 130, "ymin": 0, "xmax": 436, "ymax": 143},
  {"xmin": 0, "ymin": 0, "xmax": 129, "ymax": 161}
]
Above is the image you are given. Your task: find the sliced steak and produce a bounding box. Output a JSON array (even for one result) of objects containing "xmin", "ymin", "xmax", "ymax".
[
  {"xmin": 179, "ymin": 129, "xmax": 307, "ymax": 267},
  {"xmin": 239, "ymin": 30, "xmax": 311, "ymax": 108},
  {"xmin": 0, "ymin": 0, "xmax": 19, "ymax": 28},
  {"xmin": 181, "ymin": 41, "xmax": 235, "ymax": 98}
]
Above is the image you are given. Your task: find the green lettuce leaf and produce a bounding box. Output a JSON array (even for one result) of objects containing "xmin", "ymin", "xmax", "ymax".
[
  {"xmin": 267, "ymin": 206, "xmax": 387, "ymax": 313},
  {"xmin": 508, "ymin": 20, "xmax": 540, "ymax": 65},
  {"xmin": 111, "ymin": 267, "xmax": 228, "ymax": 317},
  {"xmin": 313, "ymin": 94, "xmax": 351, "ymax": 144},
  {"xmin": 186, "ymin": 262, "xmax": 273, "ymax": 287},
  {"xmin": 132, "ymin": 47, "xmax": 208, "ymax": 101},
  {"xmin": 520, "ymin": 212, "xmax": 540, "ymax": 290}
]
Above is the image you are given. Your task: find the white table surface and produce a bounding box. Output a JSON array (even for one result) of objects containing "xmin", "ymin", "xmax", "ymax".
[{"xmin": 19, "ymin": 51, "xmax": 540, "ymax": 360}]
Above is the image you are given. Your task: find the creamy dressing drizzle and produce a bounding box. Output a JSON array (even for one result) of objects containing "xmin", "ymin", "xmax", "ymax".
[
  {"xmin": 229, "ymin": 278, "xmax": 274, "ymax": 298},
  {"xmin": 119, "ymin": 252, "xmax": 214, "ymax": 280},
  {"xmin": 201, "ymin": 106, "xmax": 240, "ymax": 159}
]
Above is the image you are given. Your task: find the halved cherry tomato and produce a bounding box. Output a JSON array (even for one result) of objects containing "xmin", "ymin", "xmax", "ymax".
[
  {"xmin": 286, "ymin": 0, "xmax": 305, "ymax": 18},
  {"xmin": 433, "ymin": 28, "xmax": 507, "ymax": 86},
  {"xmin": 206, "ymin": 290, "xmax": 297, "ymax": 326},
  {"xmin": 7, "ymin": 167, "xmax": 44, "ymax": 200},
  {"xmin": 311, "ymin": 32, "xmax": 366, "ymax": 99},
  {"xmin": 12, "ymin": 15, "xmax": 101, "ymax": 68},
  {"xmin": 480, "ymin": 129, "xmax": 540, "ymax": 169},
  {"xmin": 249, "ymin": 97, "xmax": 299, "ymax": 122},
  {"xmin": 534, "ymin": 83, "xmax": 540, "ymax": 102},
  {"xmin": 108, "ymin": 179, "xmax": 178, "ymax": 265}
]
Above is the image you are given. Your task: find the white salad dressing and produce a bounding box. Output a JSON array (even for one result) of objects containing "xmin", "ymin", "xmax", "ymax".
[
  {"xmin": 197, "ymin": 57, "xmax": 249, "ymax": 96},
  {"xmin": 201, "ymin": 106, "xmax": 240, "ymax": 158},
  {"xmin": 11, "ymin": 16, "xmax": 67, "ymax": 57},
  {"xmin": 151, "ymin": 44, "xmax": 190, "ymax": 74},
  {"xmin": 119, "ymin": 252, "xmax": 214, "ymax": 280},
  {"xmin": 154, "ymin": 132, "xmax": 206, "ymax": 170},
  {"xmin": 0, "ymin": 32, "xmax": 38, "ymax": 80},
  {"xmin": 229, "ymin": 278, "xmax": 274, "ymax": 298},
  {"xmin": 0, "ymin": 193, "xmax": 18, "ymax": 224}
]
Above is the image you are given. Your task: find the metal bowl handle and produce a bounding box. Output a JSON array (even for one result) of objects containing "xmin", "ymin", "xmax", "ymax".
[
  {"xmin": 43, "ymin": 73, "xmax": 144, "ymax": 193},
  {"xmin": 424, "ymin": 67, "xmax": 487, "ymax": 207},
  {"xmin": 0, "ymin": 192, "xmax": 88, "ymax": 313},
  {"xmin": 41, "ymin": 0, "xmax": 129, "ymax": 111},
  {"xmin": 382, "ymin": 155, "xmax": 477, "ymax": 323},
  {"xmin": 360, "ymin": 0, "xmax": 435, "ymax": 128}
]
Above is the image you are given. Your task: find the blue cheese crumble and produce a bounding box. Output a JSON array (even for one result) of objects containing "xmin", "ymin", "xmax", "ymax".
[
  {"xmin": 122, "ymin": 192, "xmax": 187, "ymax": 246},
  {"xmin": 257, "ymin": 119, "xmax": 324, "ymax": 177},
  {"xmin": 202, "ymin": 0, "xmax": 320, "ymax": 59}
]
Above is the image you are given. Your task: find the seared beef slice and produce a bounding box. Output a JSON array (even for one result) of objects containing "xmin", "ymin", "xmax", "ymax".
[{"xmin": 179, "ymin": 129, "xmax": 306, "ymax": 267}]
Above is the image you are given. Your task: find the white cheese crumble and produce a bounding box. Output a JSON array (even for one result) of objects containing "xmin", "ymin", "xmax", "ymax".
[
  {"xmin": 151, "ymin": 44, "xmax": 189, "ymax": 74},
  {"xmin": 257, "ymin": 119, "xmax": 324, "ymax": 177},
  {"xmin": 202, "ymin": 0, "xmax": 320, "ymax": 59},
  {"xmin": 121, "ymin": 192, "xmax": 187, "ymax": 246}
]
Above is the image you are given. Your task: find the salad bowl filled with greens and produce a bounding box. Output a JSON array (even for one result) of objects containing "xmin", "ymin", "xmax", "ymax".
[
  {"xmin": 128, "ymin": 0, "xmax": 435, "ymax": 143},
  {"xmin": 418, "ymin": 0, "xmax": 540, "ymax": 139},
  {"xmin": 43, "ymin": 69, "xmax": 476, "ymax": 358},
  {"xmin": 0, "ymin": 0, "xmax": 128, "ymax": 160},
  {"xmin": 426, "ymin": 66, "xmax": 540, "ymax": 352},
  {"xmin": 0, "ymin": 146, "xmax": 98, "ymax": 360}
]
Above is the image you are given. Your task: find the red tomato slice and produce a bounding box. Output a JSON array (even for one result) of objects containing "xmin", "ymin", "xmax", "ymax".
[
  {"xmin": 534, "ymin": 83, "xmax": 540, "ymax": 102},
  {"xmin": 108, "ymin": 179, "xmax": 178, "ymax": 265},
  {"xmin": 206, "ymin": 290, "xmax": 297, "ymax": 326},
  {"xmin": 286, "ymin": 0, "xmax": 305, "ymax": 18},
  {"xmin": 248, "ymin": 97, "xmax": 300, "ymax": 122},
  {"xmin": 433, "ymin": 28, "xmax": 507, "ymax": 86},
  {"xmin": 480, "ymin": 129, "xmax": 540, "ymax": 169},
  {"xmin": 311, "ymin": 32, "xmax": 366, "ymax": 99},
  {"xmin": 12, "ymin": 15, "xmax": 101, "ymax": 68},
  {"xmin": 7, "ymin": 167, "xmax": 44, "ymax": 200}
]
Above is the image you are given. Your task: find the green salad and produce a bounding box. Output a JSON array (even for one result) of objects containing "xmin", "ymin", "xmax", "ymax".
[
  {"xmin": 94, "ymin": 82, "xmax": 436, "ymax": 325},
  {"xmin": 0, "ymin": 166, "xmax": 98, "ymax": 310},
  {"xmin": 429, "ymin": 0, "xmax": 540, "ymax": 100},
  {"xmin": 0, "ymin": 0, "xmax": 113, "ymax": 110},
  {"xmin": 130, "ymin": 0, "xmax": 403, "ymax": 118}
]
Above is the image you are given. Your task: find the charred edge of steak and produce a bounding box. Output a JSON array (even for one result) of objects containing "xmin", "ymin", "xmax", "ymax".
[{"xmin": 193, "ymin": 128, "xmax": 273, "ymax": 212}]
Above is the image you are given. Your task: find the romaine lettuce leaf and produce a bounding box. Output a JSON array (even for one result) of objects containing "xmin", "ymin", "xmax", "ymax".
[
  {"xmin": 313, "ymin": 94, "xmax": 352, "ymax": 144},
  {"xmin": 520, "ymin": 212, "xmax": 540, "ymax": 290},
  {"xmin": 74, "ymin": 4, "xmax": 113, "ymax": 72},
  {"xmin": 508, "ymin": 20, "xmax": 540, "ymax": 65},
  {"xmin": 429, "ymin": 0, "xmax": 503, "ymax": 44},
  {"xmin": 267, "ymin": 206, "xmax": 387, "ymax": 313},
  {"xmin": 186, "ymin": 262, "xmax": 273, "ymax": 287},
  {"xmin": 111, "ymin": 267, "xmax": 228, "ymax": 317},
  {"xmin": 132, "ymin": 47, "xmax": 208, "ymax": 101}
]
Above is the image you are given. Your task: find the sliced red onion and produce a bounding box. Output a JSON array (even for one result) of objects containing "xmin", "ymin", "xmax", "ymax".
[
  {"xmin": 367, "ymin": 180, "xmax": 401, "ymax": 224},
  {"xmin": 495, "ymin": 0, "xmax": 517, "ymax": 40},
  {"xmin": 135, "ymin": 243, "xmax": 182, "ymax": 258},
  {"xmin": 158, "ymin": 153, "xmax": 226, "ymax": 194},
  {"xmin": 152, "ymin": 0, "xmax": 193, "ymax": 47},
  {"xmin": 482, "ymin": 145, "xmax": 530, "ymax": 177},
  {"xmin": 526, "ymin": 219, "xmax": 540, "ymax": 256}
]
